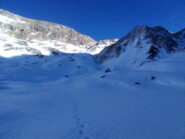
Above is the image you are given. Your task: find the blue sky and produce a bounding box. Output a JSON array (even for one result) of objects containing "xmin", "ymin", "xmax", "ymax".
[{"xmin": 0, "ymin": 0, "xmax": 185, "ymax": 40}]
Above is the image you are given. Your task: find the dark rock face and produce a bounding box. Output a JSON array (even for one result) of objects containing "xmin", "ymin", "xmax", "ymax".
[
  {"xmin": 0, "ymin": 9, "xmax": 96, "ymax": 46},
  {"xmin": 147, "ymin": 46, "xmax": 159, "ymax": 59},
  {"xmin": 146, "ymin": 26, "xmax": 177, "ymax": 52},
  {"xmin": 96, "ymin": 39, "xmax": 126, "ymax": 63},
  {"xmin": 97, "ymin": 25, "xmax": 185, "ymax": 63}
]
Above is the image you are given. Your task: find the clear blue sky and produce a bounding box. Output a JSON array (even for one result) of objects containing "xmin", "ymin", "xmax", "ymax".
[{"xmin": 0, "ymin": 0, "xmax": 185, "ymax": 40}]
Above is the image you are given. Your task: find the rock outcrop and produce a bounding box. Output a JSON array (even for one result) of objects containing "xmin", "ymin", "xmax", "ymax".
[{"xmin": 0, "ymin": 9, "xmax": 96, "ymax": 46}]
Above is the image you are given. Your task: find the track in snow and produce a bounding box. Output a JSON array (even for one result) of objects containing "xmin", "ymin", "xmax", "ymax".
[{"xmin": 64, "ymin": 93, "xmax": 92, "ymax": 139}]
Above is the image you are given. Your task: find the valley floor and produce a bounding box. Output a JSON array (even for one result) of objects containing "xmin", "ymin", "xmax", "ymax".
[{"xmin": 0, "ymin": 69, "xmax": 185, "ymax": 139}]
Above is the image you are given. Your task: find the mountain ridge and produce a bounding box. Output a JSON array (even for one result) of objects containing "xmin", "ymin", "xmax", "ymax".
[
  {"xmin": 96, "ymin": 25, "xmax": 185, "ymax": 66},
  {"xmin": 0, "ymin": 9, "xmax": 185, "ymax": 68},
  {"xmin": 0, "ymin": 9, "xmax": 96, "ymax": 46}
]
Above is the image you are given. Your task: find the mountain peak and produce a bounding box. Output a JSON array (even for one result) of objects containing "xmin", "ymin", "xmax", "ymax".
[
  {"xmin": 130, "ymin": 25, "xmax": 170, "ymax": 37},
  {"xmin": 125, "ymin": 25, "xmax": 150, "ymax": 39},
  {"xmin": 97, "ymin": 26, "xmax": 184, "ymax": 65},
  {"xmin": 122, "ymin": 25, "xmax": 171, "ymax": 43},
  {"xmin": 132, "ymin": 25, "xmax": 150, "ymax": 32}
]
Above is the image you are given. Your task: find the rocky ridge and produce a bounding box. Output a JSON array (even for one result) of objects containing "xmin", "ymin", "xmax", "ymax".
[{"xmin": 97, "ymin": 26, "xmax": 185, "ymax": 64}]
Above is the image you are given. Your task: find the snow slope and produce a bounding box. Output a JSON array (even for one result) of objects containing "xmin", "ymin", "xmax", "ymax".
[
  {"xmin": 0, "ymin": 51, "xmax": 185, "ymax": 139},
  {"xmin": 0, "ymin": 34, "xmax": 95, "ymax": 58},
  {"xmin": 0, "ymin": 9, "xmax": 185, "ymax": 139},
  {"xmin": 97, "ymin": 26, "xmax": 185, "ymax": 67}
]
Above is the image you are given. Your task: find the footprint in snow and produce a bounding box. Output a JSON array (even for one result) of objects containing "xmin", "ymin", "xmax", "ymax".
[{"xmin": 64, "ymin": 93, "xmax": 92, "ymax": 139}]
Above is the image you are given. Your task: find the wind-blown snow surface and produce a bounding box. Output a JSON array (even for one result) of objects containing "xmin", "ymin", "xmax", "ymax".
[{"xmin": 0, "ymin": 52, "xmax": 185, "ymax": 139}]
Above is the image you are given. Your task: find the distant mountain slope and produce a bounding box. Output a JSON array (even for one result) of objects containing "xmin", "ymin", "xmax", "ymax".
[
  {"xmin": 0, "ymin": 9, "xmax": 96, "ymax": 46},
  {"xmin": 97, "ymin": 26, "xmax": 185, "ymax": 67},
  {"xmin": 0, "ymin": 9, "xmax": 185, "ymax": 72},
  {"xmin": 0, "ymin": 9, "xmax": 118, "ymax": 57}
]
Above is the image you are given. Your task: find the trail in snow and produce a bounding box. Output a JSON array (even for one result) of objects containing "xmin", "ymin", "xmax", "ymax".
[
  {"xmin": 0, "ymin": 72, "xmax": 185, "ymax": 139},
  {"xmin": 64, "ymin": 93, "xmax": 92, "ymax": 139},
  {"xmin": 0, "ymin": 52, "xmax": 185, "ymax": 139}
]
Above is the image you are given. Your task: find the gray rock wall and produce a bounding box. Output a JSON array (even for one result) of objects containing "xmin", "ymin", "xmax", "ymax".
[{"xmin": 0, "ymin": 9, "xmax": 96, "ymax": 46}]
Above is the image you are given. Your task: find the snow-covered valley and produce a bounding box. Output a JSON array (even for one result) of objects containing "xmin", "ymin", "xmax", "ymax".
[{"xmin": 0, "ymin": 9, "xmax": 185, "ymax": 139}]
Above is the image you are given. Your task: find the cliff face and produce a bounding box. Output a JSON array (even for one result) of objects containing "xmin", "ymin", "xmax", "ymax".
[{"xmin": 0, "ymin": 9, "xmax": 96, "ymax": 46}]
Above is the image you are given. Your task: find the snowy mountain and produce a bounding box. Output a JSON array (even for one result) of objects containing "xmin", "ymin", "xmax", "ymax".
[
  {"xmin": 97, "ymin": 26, "xmax": 185, "ymax": 68},
  {"xmin": 0, "ymin": 9, "xmax": 185, "ymax": 139},
  {"xmin": 0, "ymin": 9, "xmax": 115, "ymax": 57},
  {"xmin": 0, "ymin": 9, "xmax": 96, "ymax": 45}
]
